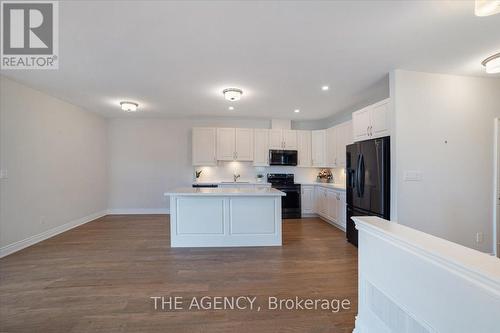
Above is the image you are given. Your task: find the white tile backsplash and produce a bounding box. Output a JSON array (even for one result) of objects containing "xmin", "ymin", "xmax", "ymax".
[{"xmin": 194, "ymin": 161, "xmax": 346, "ymax": 184}]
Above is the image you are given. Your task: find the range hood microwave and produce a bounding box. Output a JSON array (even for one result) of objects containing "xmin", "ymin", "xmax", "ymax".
[{"xmin": 269, "ymin": 150, "xmax": 298, "ymax": 166}]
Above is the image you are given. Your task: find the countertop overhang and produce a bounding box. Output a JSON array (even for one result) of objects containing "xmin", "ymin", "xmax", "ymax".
[{"xmin": 165, "ymin": 187, "xmax": 286, "ymax": 196}]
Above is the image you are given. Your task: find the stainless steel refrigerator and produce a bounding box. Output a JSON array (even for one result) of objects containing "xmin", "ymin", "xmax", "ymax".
[{"xmin": 346, "ymin": 137, "xmax": 390, "ymax": 246}]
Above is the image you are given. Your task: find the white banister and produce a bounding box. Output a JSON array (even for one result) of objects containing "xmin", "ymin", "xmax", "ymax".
[{"xmin": 353, "ymin": 216, "xmax": 500, "ymax": 333}]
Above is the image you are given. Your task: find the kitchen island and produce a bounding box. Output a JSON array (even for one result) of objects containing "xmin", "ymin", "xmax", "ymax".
[{"xmin": 164, "ymin": 187, "xmax": 286, "ymax": 247}]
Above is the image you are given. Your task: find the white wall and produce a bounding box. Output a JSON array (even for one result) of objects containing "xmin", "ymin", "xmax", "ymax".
[
  {"xmin": 391, "ymin": 70, "xmax": 500, "ymax": 253},
  {"xmin": 107, "ymin": 118, "xmax": 324, "ymax": 213},
  {"xmin": 0, "ymin": 76, "xmax": 108, "ymax": 253}
]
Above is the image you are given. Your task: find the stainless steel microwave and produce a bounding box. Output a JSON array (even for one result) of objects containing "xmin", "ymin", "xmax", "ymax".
[{"xmin": 269, "ymin": 150, "xmax": 298, "ymax": 166}]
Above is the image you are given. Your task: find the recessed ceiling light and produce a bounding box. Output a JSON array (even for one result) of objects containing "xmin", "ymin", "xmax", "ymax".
[
  {"xmin": 228, "ymin": 106, "xmax": 234, "ymax": 111},
  {"xmin": 475, "ymin": 0, "xmax": 500, "ymax": 16},
  {"xmin": 120, "ymin": 101, "xmax": 139, "ymax": 112},
  {"xmin": 294, "ymin": 109, "xmax": 300, "ymax": 113},
  {"xmin": 223, "ymin": 88, "xmax": 243, "ymax": 101},
  {"xmin": 481, "ymin": 53, "xmax": 500, "ymax": 74},
  {"xmin": 321, "ymin": 85, "xmax": 329, "ymax": 91}
]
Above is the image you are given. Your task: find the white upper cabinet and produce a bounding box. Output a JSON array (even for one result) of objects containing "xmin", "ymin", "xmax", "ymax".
[
  {"xmin": 352, "ymin": 98, "xmax": 390, "ymax": 142},
  {"xmin": 335, "ymin": 121, "xmax": 352, "ymax": 168},
  {"xmin": 311, "ymin": 130, "xmax": 327, "ymax": 167},
  {"xmin": 235, "ymin": 128, "xmax": 254, "ymax": 161},
  {"xmin": 297, "ymin": 130, "xmax": 312, "ymax": 167},
  {"xmin": 345, "ymin": 120, "xmax": 353, "ymax": 145},
  {"xmin": 326, "ymin": 127, "xmax": 337, "ymax": 167},
  {"xmin": 269, "ymin": 129, "xmax": 297, "ymax": 150},
  {"xmin": 269, "ymin": 129, "xmax": 283, "ymax": 149},
  {"xmin": 253, "ymin": 129, "xmax": 269, "ymax": 166},
  {"xmin": 370, "ymin": 99, "xmax": 390, "ymax": 138},
  {"xmin": 192, "ymin": 127, "xmax": 217, "ymax": 166},
  {"xmin": 216, "ymin": 128, "xmax": 254, "ymax": 161},
  {"xmin": 283, "ymin": 130, "xmax": 297, "ymax": 149},
  {"xmin": 353, "ymin": 106, "xmax": 371, "ymax": 142},
  {"xmin": 216, "ymin": 128, "xmax": 236, "ymax": 161}
]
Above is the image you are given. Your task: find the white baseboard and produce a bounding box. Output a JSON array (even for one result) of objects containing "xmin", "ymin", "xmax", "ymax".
[
  {"xmin": 0, "ymin": 210, "xmax": 107, "ymax": 258},
  {"xmin": 106, "ymin": 208, "xmax": 170, "ymax": 215},
  {"xmin": 319, "ymin": 215, "xmax": 346, "ymax": 232}
]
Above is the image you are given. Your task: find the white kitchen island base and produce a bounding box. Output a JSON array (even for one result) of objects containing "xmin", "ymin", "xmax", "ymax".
[{"xmin": 166, "ymin": 188, "xmax": 285, "ymax": 247}]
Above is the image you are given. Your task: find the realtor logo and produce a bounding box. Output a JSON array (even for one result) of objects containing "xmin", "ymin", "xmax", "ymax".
[{"xmin": 1, "ymin": 1, "xmax": 58, "ymax": 69}]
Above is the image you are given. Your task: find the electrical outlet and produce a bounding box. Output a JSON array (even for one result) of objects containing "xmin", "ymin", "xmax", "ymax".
[
  {"xmin": 476, "ymin": 232, "xmax": 484, "ymax": 243},
  {"xmin": 39, "ymin": 216, "xmax": 46, "ymax": 226}
]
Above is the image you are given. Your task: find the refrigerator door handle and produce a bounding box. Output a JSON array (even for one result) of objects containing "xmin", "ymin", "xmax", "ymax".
[
  {"xmin": 356, "ymin": 154, "xmax": 361, "ymax": 198},
  {"xmin": 359, "ymin": 154, "xmax": 365, "ymax": 197}
]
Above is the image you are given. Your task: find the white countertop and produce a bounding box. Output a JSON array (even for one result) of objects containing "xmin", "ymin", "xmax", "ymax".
[
  {"xmin": 353, "ymin": 216, "xmax": 500, "ymax": 284},
  {"xmin": 193, "ymin": 180, "xmax": 271, "ymax": 185},
  {"xmin": 299, "ymin": 182, "xmax": 346, "ymax": 191},
  {"xmin": 165, "ymin": 187, "xmax": 285, "ymax": 196}
]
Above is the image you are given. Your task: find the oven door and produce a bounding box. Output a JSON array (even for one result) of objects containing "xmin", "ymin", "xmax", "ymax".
[
  {"xmin": 269, "ymin": 150, "xmax": 298, "ymax": 166},
  {"xmin": 277, "ymin": 185, "xmax": 301, "ymax": 218}
]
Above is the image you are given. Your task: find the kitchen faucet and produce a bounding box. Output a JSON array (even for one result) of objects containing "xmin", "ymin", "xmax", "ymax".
[{"xmin": 233, "ymin": 173, "xmax": 241, "ymax": 182}]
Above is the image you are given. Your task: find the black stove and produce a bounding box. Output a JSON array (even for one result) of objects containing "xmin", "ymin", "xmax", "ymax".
[{"xmin": 267, "ymin": 174, "xmax": 301, "ymax": 219}]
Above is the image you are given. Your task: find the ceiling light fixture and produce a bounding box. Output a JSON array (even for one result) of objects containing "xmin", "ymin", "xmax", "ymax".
[
  {"xmin": 475, "ymin": 0, "xmax": 500, "ymax": 16},
  {"xmin": 120, "ymin": 101, "xmax": 139, "ymax": 112},
  {"xmin": 223, "ymin": 88, "xmax": 243, "ymax": 101},
  {"xmin": 228, "ymin": 106, "xmax": 235, "ymax": 111},
  {"xmin": 294, "ymin": 109, "xmax": 300, "ymax": 113},
  {"xmin": 481, "ymin": 53, "xmax": 500, "ymax": 74},
  {"xmin": 321, "ymin": 85, "xmax": 329, "ymax": 91}
]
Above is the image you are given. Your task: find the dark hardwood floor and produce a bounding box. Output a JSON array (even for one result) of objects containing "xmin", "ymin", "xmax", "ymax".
[{"xmin": 0, "ymin": 215, "xmax": 358, "ymax": 333}]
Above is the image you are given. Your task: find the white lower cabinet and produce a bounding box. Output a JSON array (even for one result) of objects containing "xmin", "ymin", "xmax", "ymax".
[
  {"xmin": 326, "ymin": 189, "xmax": 338, "ymax": 222},
  {"xmin": 338, "ymin": 191, "xmax": 346, "ymax": 229},
  {"xmin": 309, "ymin": 185, "xmax": 346, "ymax": 231},
  {"xmin": 301, "ymin": 185, "xmax": 315, "ymax": 215},
  {"xmin": 315, "ymin": 186, "xmax": 328, "ymax": 216}
]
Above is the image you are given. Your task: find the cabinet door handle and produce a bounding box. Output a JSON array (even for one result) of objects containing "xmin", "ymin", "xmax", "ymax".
[{"xmin": 367, "ymin": 126, "xmax": 370, "ymax": 136}]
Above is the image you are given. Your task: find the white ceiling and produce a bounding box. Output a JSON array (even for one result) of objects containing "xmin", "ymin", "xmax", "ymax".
[{"xmin": 2, "ymin": 0, "xmax": 499, "ymax": 120}]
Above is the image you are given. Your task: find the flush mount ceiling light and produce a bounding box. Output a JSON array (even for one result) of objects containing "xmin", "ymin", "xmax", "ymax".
[
  {"xmin": 228, "ymin": 106, "xmax": 235, "ymax": 111},
  {"xmin": 294, "ymin": 109, "xmax": 300, "ymax": 113},
  {"xmin": 321, "ymin": 85, "xmax": 329, "ymax": 91},
  {"xmin": 223, "ymin": 88, "xmax": 243, "ymax": 101},
  {"xmin": 475, "ymin": 0, "xmax": 500, "ymax": 16},
  {"xmin": 120, "ymin": 101, "xmax": 139, "ymax": 112},
  {"xmin": 481, "ymin": 53, "xmax": 500, "ymax": 74}
]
